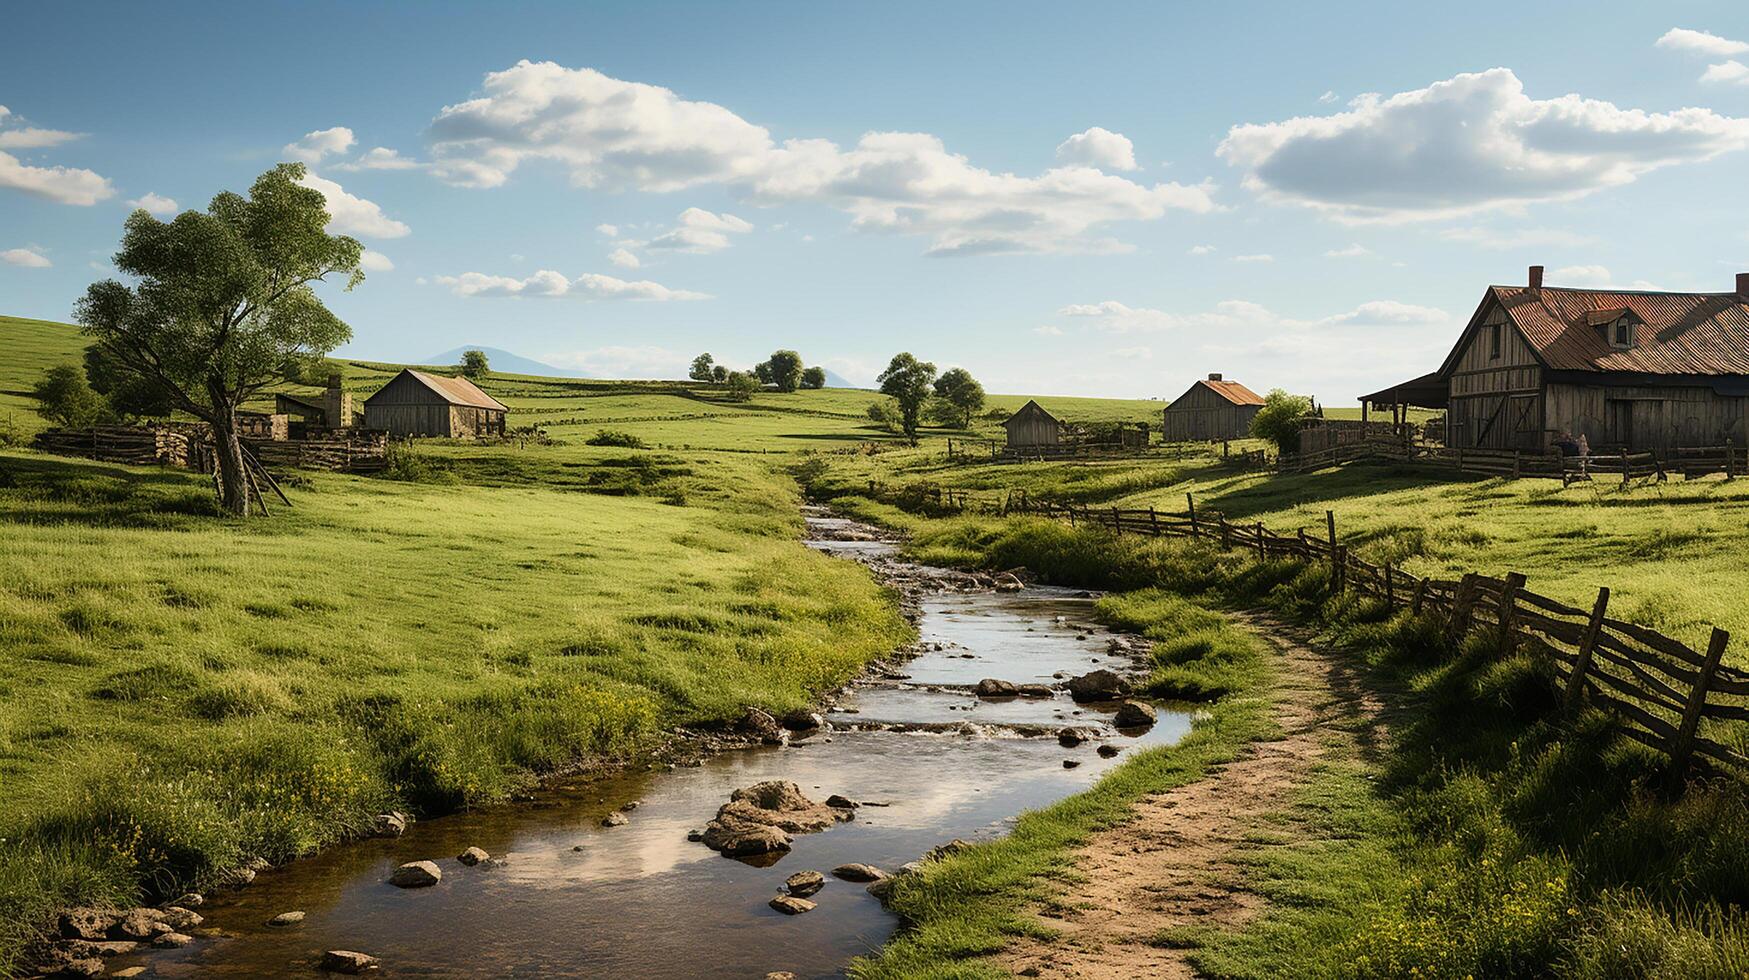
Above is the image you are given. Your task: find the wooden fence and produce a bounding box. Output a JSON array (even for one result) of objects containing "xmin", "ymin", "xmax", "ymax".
[
  {"xmin": 1280, "ymin": 438, "xmax": 1746, "ymax": 485},
  {"xmin": 999, "ymin": 493, "xmax": 1746, "ymax": 783},
  {"xmin": 33, "ymin": 425, "xmax": 390, "ymax": 475}
]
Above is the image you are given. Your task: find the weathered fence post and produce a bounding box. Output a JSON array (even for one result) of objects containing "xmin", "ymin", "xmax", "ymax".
[
  {"xmin": 1385, "ymin": 564, "xmax": 1396, "ymax": 609},
  {"xmin": 1621, "ymin": 450, "xmax": 1630, "ymax": 486},
  {"xmin": 1498, "ymin": 572, "xmax": 1527, "ymax": 653},
  {"xmin": 1333, "ymin": 545, "xmax": 1347, "ymax": 592},
  {"xmin": 1149, "ymin": 505, "xmax": 1160, "ymax": 536},
  {"xmin": 1449, "ymin": 573, "xmax": 1479, "ymax": 641},
  {"xmin": 1219, "ymin": 515, "xmax": 1232, "ymax": 549},
  {"xmin": 1728, "ymin": 439, "xmax": 1737, "ymax": 480},
  {"xmin": 1669, "ymin": 628, "xmax": 1730, "ymax": 782},
  {"xmin": 1411, "ymin": 579, "xmax": 1428, "ymax": 615},
  {"xmin": 1111, "ymin": 505, "xmax": 1121, "ymax": 535},
  {"xmin": 1513, "ymin": 449, "xmax": 1522, "ymax": 479},
  {"xmin": 1562, "ymin": 587, "xmax": 1611, "ymax": 713},
  {"xmin": 1325, "ymin": 510, "xmax": 1339, "ymax": 581},
  {"xmin": 1255, "ymin": 522, "xmax": 1267, "ymax": 560},
  {"xmin": 1186, "ymin": 493, "xmax": 1198, "ymax": 536}
]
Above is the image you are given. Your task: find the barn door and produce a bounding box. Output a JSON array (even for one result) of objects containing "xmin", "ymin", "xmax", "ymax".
[
  {"xmin": 1606, "ymin": 400, "xmax": 1633, "ymax": 448},
  {"xmin": 1631, "ymin": 400, "xmax": 1667, "ymax": 450}
]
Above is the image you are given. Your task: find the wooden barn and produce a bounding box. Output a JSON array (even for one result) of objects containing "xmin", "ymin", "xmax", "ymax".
[
  {"xmin": 274, "ymin": 374, "xmax": 358, "ymax": 429},
  {"xmin": 362, "ymin": 369, "xmax": 508, "ymax": 439},
  {"xmin": 1161, "ymin": 374, "xmax": 1265, "ymax": 442},
  {"xmin": 1398, "ymin": 266, "xmax": 1749, "ymax": 451},
  {"xmin": 1003, "ymin": 399, "xmax": 1068, "ymax": 450}
]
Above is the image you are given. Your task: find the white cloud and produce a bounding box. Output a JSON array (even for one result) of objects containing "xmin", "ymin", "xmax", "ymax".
[
  {"xmin": 1438, "ymin": 226, "xmax": 1597, "ymax": 249},
  {"xmin": 294, "ymin": 172, "xmax": 410, "ymax": 238},
  {"xmin": 1, "ymin": 247, "xmax": 51, "ymax": 268},
  {"xmin": 1188, "ymin": 244, "xmax": 1217, "ymax": 255},
  {"xmin": 334, "ymin": 146, "xmax": 422, "ymax": 171},
  {"xmin": 127, "ymin": 192, "xmax": 178, "ymax": 216},
  {"xmin": 541, "ymin": 345, "xmax": 688, "ymax": 379},
  {"xmin": 1324, "ymin": 243, "xmax": 1371, "ymax": 257},
  {"xmin": 633, "ymin": 207, "xmax": 754, "ymax": 254},
  {"xmin": 436, "ymin": 268, "xmax": 708, "ymax": 300},
  {"xmin": 359, "ymin": 249, "xmax": 394, "ymax": 272},
  {"xmin": 1656, "ymin": 27, "xmax": 1749, "ymax": 58},
  {"xmin": 1552, "ymin": 264, "xmax": 1615, "ymax": 286},
  {"xmin": 1219, "ymin": 67, "xmax": 1749, "ymax": 222},
  {"xmin": 1033, "ymin": 324, "xmax": 1064, "ymax": 336},
  {"xmin": 284, "ymin": 127, "xmax": 356, "ymax": 164},
  {"xmin": 607, "ymin": 247, "xmax": 640, "ymax": 268},
  {"xmin": 1057, "ymin": 297, "xmax": 1447, "ymax": 334},
  {"xmin": 1054, "ymin": 127, "xmax": 1138, "ymax": 171},
  {"xmin": 1233, "ymin": 253, "xmax": 1274, "ymax": 262},
  {"xmin": 1113, "ymin": 345, "xmax": 1153, "ymax": 360},
  {"xmin": 595, "ymin": 223, "xmax": 619, "ymax": 237},
  {"xmin": 427, "ymin": 61, "xmax": 1217, "ymax": 255},
  {"xmin": 1318, "ymin": 91, "xmax": 1339, "ymax": 104},
  {"xmin": 0, "ymin": 149, "xmax": 113, "ymax": 205},
  {"xmin": 0, "ymin": 127, "xmax": 80, "ymax": 150},
  {"xmin": 1702, "ymin": 61, "xmax": 1749, "ymax": 86}
]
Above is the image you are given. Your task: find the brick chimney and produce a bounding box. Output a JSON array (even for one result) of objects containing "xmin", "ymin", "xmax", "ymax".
[
  {"xmin": 322, "ymin": 373, "xmax": 352, "ymax": 429},
  {"xmin": 1528, "ymin": 265, "xmax": 1544, "ymax": 291},
  {"xmin": 1737, "ymin": 271, "xmax": 1749, "ymax": 296},
  {"xmin": 1208, "ymin": 372, "xmax": 1223, "ymax": 381}
]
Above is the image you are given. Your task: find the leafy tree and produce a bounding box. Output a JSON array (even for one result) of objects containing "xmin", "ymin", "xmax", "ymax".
[
  {"xmin": 460, "ymin": 349, "xmax": 489, "ymax": 378},
  {"xmin": 84, "ymin": 345, "xmax": 174, "ymax": 420},
  {"xmin": 711, "ymin": 364, "xmax": 728, "ymax": 383},
  {"xmin": 765, "ymin": 349, "xmax": 804, "ymax": 392},
  {"xmin": 76, "ymin": 163, "xmax": 363, "ymax": 515},
  {"xmin": 752, "ymin": 360, "xmax": 773, "ymax": 385},
  {"xmin": 865, "ymin": 399, "xmax": 901, "ymax": 433},
  {"xmin": 1250, "ymin": 388, "xmax": 1314, "ymax": 451},
  {"xmin": 32, "ymin": 365, "xmax": 109, "ymax": 428},
  {"xmin": 723, "ymin": 370, "xmax": 759, "ymax": 402},
  {"xmin": 689, "ymin": 352, "xmax": 716, "ymax": 382},
  {"xmin": 876, "ymin": 352, "xmax": 937, "ymax": 442},
  {"xmin": 800, "ymin": 366, "xmax": 827, "ymax": 390},
  {"xmin": 932, "ymin": 367, "xmax": 985, "ymax": 426}
]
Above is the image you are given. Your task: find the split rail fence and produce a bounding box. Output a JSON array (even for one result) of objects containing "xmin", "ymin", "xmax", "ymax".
[
  {"xmin": 857, "ymin": 475, "xmax": 1748, "ymax": 784},
  {"xmin": 1280, "ymin": 438, "xmax": 1747, "ymax": 484}
]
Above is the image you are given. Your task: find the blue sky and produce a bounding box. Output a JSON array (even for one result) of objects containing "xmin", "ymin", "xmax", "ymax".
[{"xmin": 3, "ymin": 1, "xmax": 1748, "ymax": 402}]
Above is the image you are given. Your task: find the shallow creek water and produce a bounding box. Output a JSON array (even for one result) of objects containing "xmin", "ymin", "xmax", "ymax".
[{"xmin": 115, "ymin": 513, "xmax": 1191, "ymax": 979}]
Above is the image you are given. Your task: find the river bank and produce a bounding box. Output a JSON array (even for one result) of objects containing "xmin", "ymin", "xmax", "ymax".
[{"xmin": 31, "ymin": 507, "xmax": 1185, "ymax": 978}]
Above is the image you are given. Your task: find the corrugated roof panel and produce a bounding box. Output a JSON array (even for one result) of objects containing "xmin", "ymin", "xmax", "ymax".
[{"xmin": 1494, "ymin": 285, "xmax": 1749, "ymax": 375}]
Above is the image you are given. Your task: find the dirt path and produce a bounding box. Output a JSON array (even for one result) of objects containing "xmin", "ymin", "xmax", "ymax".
[{"xmin": 999, "ymin": 613, "xmax": 1392, "ymax": 979}]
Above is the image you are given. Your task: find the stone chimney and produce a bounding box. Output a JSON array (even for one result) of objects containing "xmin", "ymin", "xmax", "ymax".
[
  {"xmin": 1737, "ymin": 271, "xmax": 1749, "ymax": 296},
  {"xmin": 1208, "ymin": 372, "xmax": 1223, "ymax": 382},
  {"xmin": 322, "ymin": 373, "xmax": 352, "ymax": 429},
  {"xmin": 1528, "ymin": 265, "xmax": 1544, "ymax": 291}
]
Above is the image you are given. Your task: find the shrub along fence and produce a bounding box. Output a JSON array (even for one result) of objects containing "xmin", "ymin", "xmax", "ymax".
[{"xmin": 852, "ymin": 481, "xmax": 1749, "ymax": 785}]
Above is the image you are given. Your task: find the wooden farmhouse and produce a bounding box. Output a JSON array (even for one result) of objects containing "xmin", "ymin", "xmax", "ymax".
[
  {"xmin": 362, "ymin": 369, "xmax": 509, "ymax": 439},
  {"xmin": 1161, "ymin": 374, "xmax": 1265, "ymax": 442},
  {"xmin": 1368, "ymin": 267, "xmax": 1749, "ymax": 451},
  {"xmin": 1003, "ymin": 399, "xmax": 1069, "ymax": 450}
]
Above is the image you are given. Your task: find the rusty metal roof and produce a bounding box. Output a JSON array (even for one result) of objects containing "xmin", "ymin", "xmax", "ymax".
[
  {"xmin": 1192, "ymin": 378, "xmax": 1265, "ymax": 406},
  {"xmin": 1490, "ymin": 285, "xmax": 1749, "ymax": 375},
  {"xmin": 369, "ymin": 369, "xmax": 509, "ymax": 411}
]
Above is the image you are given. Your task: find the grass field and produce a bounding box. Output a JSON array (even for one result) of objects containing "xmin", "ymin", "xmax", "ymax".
[{"xmin": 0, "ymin": 316, "xmax": 89, "ymax": 440}]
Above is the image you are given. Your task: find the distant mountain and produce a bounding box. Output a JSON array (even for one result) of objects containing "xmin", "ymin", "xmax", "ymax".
[
  {"xmin": 422, "ymin": 346, "xmax": 591, "ymax": 379},
  {"xmin": 821, "ymin": 368, "xmax": 862, "ymax": 389}
]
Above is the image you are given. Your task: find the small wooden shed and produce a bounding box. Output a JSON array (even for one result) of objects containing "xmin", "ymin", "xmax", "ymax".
[
  {"xmin": 363, "ymin": 369, "xmax": 508, "ymax": 439},
  {"xmin": 1161, "ymin": 374, "xmax": 1265, "ymax": 442},
  {"xmin": 1003, "ymin": 399, "xmax": 1067, "ymax": 449}
]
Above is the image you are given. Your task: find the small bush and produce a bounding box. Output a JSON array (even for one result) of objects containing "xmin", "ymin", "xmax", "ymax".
[{"xmin": 586, "ymin": 429, "xmax": 645, "ymax": 449}]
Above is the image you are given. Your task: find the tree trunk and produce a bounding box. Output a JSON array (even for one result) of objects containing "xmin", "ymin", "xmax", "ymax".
[{"xmin": 212, "ymin": 410, "xmax": 251, "ymax": 516}]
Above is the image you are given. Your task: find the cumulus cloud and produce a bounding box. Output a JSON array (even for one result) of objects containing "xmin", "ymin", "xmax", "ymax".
[
  {"xmin": 1702, "ymin": 61, "xmax": 1749, "ymax": 86},
  {"xmin": 1033, "ymin": 324, "xmax": 1064, "ymax": 336},
  {"xmin": 1, "ymin": 247, "xmax": 51, "ymax": 268},
  {"xmin": 1218, "ymin": 67, "xmax": 1749, "ymax": 222},
  {"xmin": 284, "ymin": 126, "xmax": 356, "ymax": 164},
  {"xmin": 1318, "ymin": 91, "xmax": 1339, "ymax": 104},
  {"xmin": 0, "ymin": 107, "xmax": 111, "ymax": 205},
  {"xmin": 1056, "ymin": 297, "xmax": 1448, "ymax": 334},
  {"xmin": 595, "ymin": 223, "xmax": 619, "ymax": 237},
  {"xmin": 334, "ymin": 146, "xmax": 422, "ymax": 171},
  {"xmin": 1324, "ymin": 243, "xmax": 1371, "ymax": 257},
  {"xmin": 426, "ymin": 61, "xmax": 1217, "ymax": 255},
  {"xmin": 359, "ymin": 249, "xmax": 394, "ymax": 272},
  {"xmin": 1188, "ymin": 244, "xmax": 1217, "ymax": 255},
  {"xmin": 1054, "ymin": 126, "xmax": 1138, "ymax": 170},
  {"xmin": 607, "ymin": 247, "xmax": 640, "ymax": 268},
  {"xmin": 294, "ymin": 172, "xmax": 410, "ymax": 238},
  {"xmin": 633, "ymin": 206, "xmax": 754, "ymax": 254},
  {"xmin": 1233, "ymin": 253, "xmax": 1274, "ymax": 262},
  {"xmin": 436, "ymin": 268, "xmax": 708, "ymax": 300},
  {"xmin": 127, "ymin": 192, "xmax": 178, "ymax": 216},
  {"xmin": 1438, "ymin": 226, "xmax": 1597, "ymax": 249},
  {"xmin": 1656, "ymin": 27, "xmax": 1749, "ymax": 58}
]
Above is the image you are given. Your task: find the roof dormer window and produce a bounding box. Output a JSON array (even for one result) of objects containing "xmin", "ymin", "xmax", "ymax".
[
  {"xmin": 1583, "ymin": 307, "xmax": 1640, "ymax": 350},
  {"xmin": 1612, "ymin": 318, "xmax": 1633, "ymax": 349}
]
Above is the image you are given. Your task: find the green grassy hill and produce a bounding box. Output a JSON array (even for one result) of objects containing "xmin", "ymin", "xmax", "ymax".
[{"xmin": 0, "ymin": 316, "xmax": 88, "ymax": 438}]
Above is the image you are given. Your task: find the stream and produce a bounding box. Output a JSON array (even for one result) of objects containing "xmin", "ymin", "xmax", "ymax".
[{"xmin": 106, "ymin": 510, "xmax": 1191, "ymax": 978}]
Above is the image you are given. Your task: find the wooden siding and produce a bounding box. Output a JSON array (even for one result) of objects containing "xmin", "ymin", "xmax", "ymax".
[
  {"xmin": 1003, "ymin": 401, "xmax": 1063, "ymax": 447},
  {"xmin": 1544, "ymin": 383, "xmax": 1749, "ymax": 450},
  {"xmin": 1162, "ymin": 384, "xmax": 1260, "ymax": 442},
  {"xmin": 1445, "ymin": 301, "xmax": 1546, "ymax": 449},
  {"xmin": 363, "ymin": 372, "xmax": 505, "ymax": 438}
]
